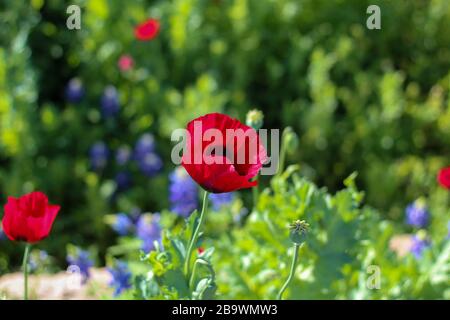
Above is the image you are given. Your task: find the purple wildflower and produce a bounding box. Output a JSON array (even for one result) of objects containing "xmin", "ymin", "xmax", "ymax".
[
  {"xmin": 405, "ymin": 199, "xmax": 429, "ymax": 228},
  {"xmin": 137, "ymin": 153, "xmax": 163, "ymax": 177},
  {"xmin": 67, "ymin": 248, "xmax": 94, "ymax": 284},
  {"xmin": 136, "ymin": 214, "xmax": 162, "ymax": 253},
  {"xmin": 115, "ymin": 171, "xmax": 132, "ymax": 191},
  {"xmin": 65, "ymin": 78, "xmax": 84, "ymax": 103},
  {"xmin": 447, "ymin": 221, "xmax": 450, "ymax": 239},
  {"xmin": 169, "ymin": 167, "xmax": 198, "ymax": 217},
  {"xmin": 29, "ymin": 250, "xmax": 49, "ymax": 272},
  {"xmin": 410, "ymin": 231, "xmax": 430, "ymax": 259},
  {"xmin": 209, "ymin": 192, "xmax": 235, "ymax": 211},
  {"xmin": 108, "ymin": 261, "xmax": 132, "ymax": 297},
  {"xmin": 101, "ymin": 85, "xmax": 120, "ymax": 118},
  {"xmin": 116, "ymin": 145, "xmax": 131, "ymax": 166},
  {"xmin": 133, "ymin": 134, "xmax": 163, "ymax": 177},
  {"xmin": 134, "ymin": 134, "xmax": 156, "ymax": 157},
  {"xmin": 89, "ymin": 142, "xmax": 109, "ymax": 171},
  {"xmin": 112, "ymin": 213, "xmax": 134, "ymax": 236}
]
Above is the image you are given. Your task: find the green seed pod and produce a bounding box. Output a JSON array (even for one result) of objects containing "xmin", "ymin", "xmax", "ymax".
[
  {"xmin": 289, "ymin": 220, "xmax": 309, "ymax": 245},
  {"xmin": 246, "ymin": 109, "xmax": 264, "ymax": 130},
  {"xmin": 283, "ymin": 127, "xmax": 299, "ymax": 155}
]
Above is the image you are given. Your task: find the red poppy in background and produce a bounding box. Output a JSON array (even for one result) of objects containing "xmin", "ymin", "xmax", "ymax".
[
  {"xmin": 182, "ymin": 113, "xmax": 267, "ymax": 193},
  {"xmin": 1, "ymin": 192, "xmax": 60, "ymax": 243},
  {"xmin": 134, "ymin": 19, "xmax": 160, "ymax": 41},
  {"xmin": 118, "ymin": 54, "xmax": 134, "ymax": 71},
  {"xmin": 438, "ymin": 167, "xmax": 450, "ymax": 189}
]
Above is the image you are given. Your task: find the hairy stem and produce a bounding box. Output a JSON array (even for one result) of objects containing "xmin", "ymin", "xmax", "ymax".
[
  {"xmin": 184, "ymin": 191, "xmax": 209, "ymax": 278},
  {"xmin": 277, "ymin": 243, "xmax": 300, "ymax": 300},
  {"xmin": 22, "ymin": 244, "xmax": 31, "ymax": 300}
]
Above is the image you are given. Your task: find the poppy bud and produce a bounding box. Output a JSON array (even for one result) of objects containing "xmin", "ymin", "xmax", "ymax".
[
  {"xmin": 282, "ymin": 127, "xmax": 299, "ymax": 155},
  {"xmin": 246, "ymin": 109, "xmax": 264, "ymax": 130},
  {"xmin": 289, "ymin": 220, "xmax": 309, "ymax": 245}
]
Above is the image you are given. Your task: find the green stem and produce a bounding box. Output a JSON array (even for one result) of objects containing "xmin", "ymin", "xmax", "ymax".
[
  {"xmin": 189, "ymin": 260, "xmax": 200, "ymax": 290},
  {"xmin": 22, "ymin": 244, "xmax": 31, "ymax": 300},
  {"xmin": 277, "ymin": 243, "xmax": 300, "ymax": 300},
  {"xmin": 188, "ymin": 258, "xmax": 216, "ymax": 291},
  {"xmin": 278, "ymin": 142, "xmax": 287, "ymax": 175},
  {"xmin": 184, "ymin": 191, "xmax": 209, "ymax": 278},
  {"xmin": 252, "ymin": 174, "xmax": 260, "ymax": 208}
]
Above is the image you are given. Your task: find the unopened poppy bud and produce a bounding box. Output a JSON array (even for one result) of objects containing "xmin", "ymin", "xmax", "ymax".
[
  {"xmin": 283, "ymin": 127, "xmax": 299, "ymax": 155},
  {"xmin": 289, "ymin": 220, "xmax": 309, "ymax": 245},
  {"xmin": 246, "ymin": 109, "xmax": 264, "ymax": 130},
  {"xmin": 416, "ymin": 229, "xmax": 427, "ymax": 241}
]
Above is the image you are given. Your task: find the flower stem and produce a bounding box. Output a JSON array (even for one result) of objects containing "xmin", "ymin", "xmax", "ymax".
[
  {"xmin": 184, "ymin": 190, "xmax": 209, "ymax": 278},
  {"xmin": 22, "ymin": 244, "xmax": 31, "ymax": 300},
  {"xmin": 278, "ymin": 142, "xmax": 287, "ymax": 175},
  {"xmin": 189, "ymin": 259, "xmax": 200, "ymax": 290},
  {"xmin": 277, "ymin": 243, "xmax": 300, "ymax": 300},
  {"xmin": 189, "ymin": 259, "xmax": 216, "ymax": 291},
  {"xmin": 252, "ymin": 174, "xmax": 260, "ymax": 208}
]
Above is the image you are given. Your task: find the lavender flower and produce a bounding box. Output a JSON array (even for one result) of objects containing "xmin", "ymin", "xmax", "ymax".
[
  {"xmin": 410, "ymin": 230, "xmax": 430, "ymax": 259},
  {"xmin": 101, "ymin": 85, "xmax": 120, "ymax": 118},
  {"xmin": 116, "ymin": 145, "xmax": 131, "ymax": 166},
  {"xmin": 89, "ymin": 142, "xmax": 109, "ymax": 171},
  {"xmin": 65, "ymin": 78, "xmax": 84, "ymax": 103},
  {"xmin": 136, "ymin": 214, "xmax": 162, "ymax": 253},
  {"xmin": 405, "ymin": 199, "xmax": 429, "ymax": 228},
  {"xmin": 67, "ymin": 248, "xmax": 94, "ymax": 284},
  {"xmin": 209, "ymin": 192, "xmax": 235, "ymax": 211},
  {"xmin": 112, "ymin": 213, "xmax": 134, "ymax": 236},
  {"xmin": 108, "ymin": 261, "xmax": 132, "ymax": 297},
  {"xmin": 169, "ymin": 167, "xmax": 198, "ymax": 217}
]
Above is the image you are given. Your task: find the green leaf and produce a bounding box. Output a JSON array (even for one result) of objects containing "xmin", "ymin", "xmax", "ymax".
[{"xmin": 192, "ymin": 278, "xmax": 217, "ymax": 300}]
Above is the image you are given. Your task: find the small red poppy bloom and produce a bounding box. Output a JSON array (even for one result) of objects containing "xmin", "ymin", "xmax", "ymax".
[
  {"xmin": 438, "ymin": 167, "xmax": 450, "ymax": 189},
  {"xmin": 118, "ymin": 54, "xmax": 134, "ymax": 71},
  {"xmin": 1, "ymin": 192, "xmax": 60, "ymax": 243},
  {"xmin": 198, "ymin": 247, "xmax": 205, "ymax": 254},
  {"xmin": 182, "ymin": 113, "xmax": 267, "ymax": 193},
  {"xmin": 134, "ymin": 19, "xmax": 160, "ymax": 41}
]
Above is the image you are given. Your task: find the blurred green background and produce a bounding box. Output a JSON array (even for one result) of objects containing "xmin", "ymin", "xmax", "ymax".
[{"xmin": 0, "ymin": 0, "xmax": 449, "ymax": 276}]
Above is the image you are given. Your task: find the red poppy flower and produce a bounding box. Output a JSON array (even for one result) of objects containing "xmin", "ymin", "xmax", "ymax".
[
  {"xmin": 181, "ymin": 113, "xmax": 267, "ymax": 193},
  {"xmin": 118, "ymin": 54, "xmax": 134, "ymax": 71},
  {"xmin": 1, "ymin": 192, "xmax": 60, "ymax": 243},
  {"xmin": 134, "ymin": 19, "xmax": 160, "ymax": 41},
  {"xmin": 438, "ymin": 167, "xmax": 450, "ymax": 189},
  {"xmin": 198, "ymin": 247, "xmax": 205, "ymax": 254}
]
